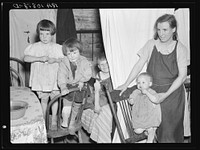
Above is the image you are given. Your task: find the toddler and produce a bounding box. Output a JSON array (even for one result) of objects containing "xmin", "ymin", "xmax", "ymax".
[
  {"xmin": 128, "ymin": 72, "xmax": 161, "ymax": 143},
  {"xmin": 57, "ymin": 38, "xmax": 92, "ymax": 134},
  {"xmin": 24, "ymin": 19, "xmax": 64, "ymax": 130}
]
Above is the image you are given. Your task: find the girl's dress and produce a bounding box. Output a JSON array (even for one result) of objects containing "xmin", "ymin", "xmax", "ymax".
[
  {"xmin": 24, "ymin": 42, "xmax": 63, "ymax": 92},
  {"xmin": 129, "ymin": 89, "xmax": 161, "ymax": 130},
  {"xmin": 81, "ymin": 73, "xmax": 113, "ymax": 143},
  {"xmin": 146, "ymin": 41, "xmax": 185, "ymax": 143}
]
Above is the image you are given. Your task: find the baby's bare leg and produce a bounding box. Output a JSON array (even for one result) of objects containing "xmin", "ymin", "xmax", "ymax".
[
  {"xmin": 146, "ymin": 127, "xmax": 156, "ymax": 143},
  {"xmin": 134, "ymin": 128, "xmax": 145, "ymax": 134}
]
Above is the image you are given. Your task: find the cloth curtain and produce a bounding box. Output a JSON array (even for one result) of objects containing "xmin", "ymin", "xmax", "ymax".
[
  {"xmin": 175, "ymin": 8, "xmax": 190, "ymax": 65},
  {"xmin": 56, "ymin": 9, "xmax": 77, "ymax": 45},
  {"xmin": 99, "ymin": 8, "xmax": 190, "ymax": 143}
]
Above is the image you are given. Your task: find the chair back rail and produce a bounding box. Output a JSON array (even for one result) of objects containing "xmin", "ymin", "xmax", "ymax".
[
  {"xmin": 104, "ymin": 84, "xmax": 147, "ymax": 143},
  {"xmin": 45, "ymin": 84, "xmax": 90, "ymax": 143},
  {"xmin": 10, "ymin": 57, "xmax": 29, "ymax": 87},
  {"xmin": 104, "ymin": 85, "xmax": 126, "ymax": 143}
]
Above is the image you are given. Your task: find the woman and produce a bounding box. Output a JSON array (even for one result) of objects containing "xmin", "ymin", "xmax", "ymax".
[{"xmin": 117, "ymin": 14, "xmax": 188, "ymax": 143}]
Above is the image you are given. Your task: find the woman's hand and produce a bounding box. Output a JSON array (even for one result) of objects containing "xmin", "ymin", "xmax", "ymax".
[
  {"xmin": 157, "ymin": 93, "xmax": 169, "ymax": 104},
  {"xmin": 116, "ymin": 84, "xmax": 128, "ymax": 96}
]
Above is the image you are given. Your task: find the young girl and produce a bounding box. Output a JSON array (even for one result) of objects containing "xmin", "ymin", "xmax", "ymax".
[
  {"xmin": 81, "ymin": 53, "xmax": 114, "ymax": 143},
  {"xmin": 128, "ymin": 72, "xmax": 161, "ymax": 143},
  {"xmin": 24, "ymin": 19, "xmax": 64, "ymax": 130},
  {"xmin": 57, "ymin": 38, "xmax": 92, "ymax": 134}
]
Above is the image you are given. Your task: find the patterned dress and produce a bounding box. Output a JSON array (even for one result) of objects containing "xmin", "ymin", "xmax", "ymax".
[{"xmin": 81, "ymin": 75, "xmax": 113, "ymax": 143}]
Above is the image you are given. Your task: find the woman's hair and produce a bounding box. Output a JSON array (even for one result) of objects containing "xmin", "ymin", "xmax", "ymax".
[
  {"xmin": 36, "ymin": 19, "xmax": 56, "ymax": 35},
  {"xmin": 153, "ymin": 14, "xmax": 178, "ymax": 40},
  {"xmin": 137, "ymin": 72, "xmax": 153, "ymax": 83},
  {"xmin": 62, "ymin": 38, "xmax": 83, "ymax": 56}
]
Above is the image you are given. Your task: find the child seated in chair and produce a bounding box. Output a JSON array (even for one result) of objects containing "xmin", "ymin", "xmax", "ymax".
[
  {"xmin": 128, "ymin": 72, "xmax": 161, "ymax": 143},
  {"xmin": 57, "ymin": 38, "xmax": 92, "ymax": 135},
  {"xmin": 81, "ymin": 53, "xmax": 114, "ymax": 143}
]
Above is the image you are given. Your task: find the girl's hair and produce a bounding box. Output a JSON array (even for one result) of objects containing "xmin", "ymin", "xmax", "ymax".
[
  {"xmin": 36, "ymin": 19, "xmax": 56, "ymax": 35},
  {"xmin": 97, "ymin": 52, "xmax": 107, "ymax": 64},
  {"xmin": 137, "ymin": 72, "xmax": 153, "ymax": 83},
  {"xmin": 153, "ymin": 14, "xmax": 178, "ymax": 40},
  {"xmin": 62, "ymin": 38, "xmax": 83, "ymax": 56}
]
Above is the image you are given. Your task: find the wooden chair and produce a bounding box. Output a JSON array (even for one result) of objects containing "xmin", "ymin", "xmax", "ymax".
[
  {"xmin": 104, "ymin": 85, "xmax": 148, "ymax": 143},
  {"xmin": 10, "ymin": 57, "xmax": 29, "ymax": 87},
  {"xmin": 45, "ymin": 84, "xmax": 90, "ymax": 143}
]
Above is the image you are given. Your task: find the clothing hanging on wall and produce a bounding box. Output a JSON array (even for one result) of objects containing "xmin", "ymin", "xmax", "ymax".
[{"xmin": 56, "ymin": 9, "xmax": 77, "ymax": 45}]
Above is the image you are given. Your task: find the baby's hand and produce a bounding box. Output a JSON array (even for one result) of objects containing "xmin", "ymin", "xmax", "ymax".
[
  {"xmin": 61, "ymin": 88, "xmax": 69, "ymax": 96},
  {"xmin": 141, "ymin": 89, "xmax": 148, "ymax": 95},
  {"xmin": 128, "ymin": 98, "xmax": 134, "ymax": 105}
]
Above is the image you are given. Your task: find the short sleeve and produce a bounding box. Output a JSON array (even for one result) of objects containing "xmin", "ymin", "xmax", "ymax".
[
  {"xmin": 24, "ymin": 44, "xmax": 34, "ymax": 56},
  {"xmin": 49, "ymin": 44, "xmax": 64, "ymax": 59},
  {"xmin": 177, "ymin": 42, "xmax": 188, "ymax": 70},
  {"xmin": 137, "ymin": 39, "xmax": 155, "ymax": 62}
]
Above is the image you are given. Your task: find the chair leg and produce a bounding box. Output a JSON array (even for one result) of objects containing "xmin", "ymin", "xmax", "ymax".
[
  {"xmin": 51, "ymin": 138, "xmax": 54, "ymax": 143},
  {"xmin": 78, "ymin": 130, "xmax": 83, "ymax": 143}
]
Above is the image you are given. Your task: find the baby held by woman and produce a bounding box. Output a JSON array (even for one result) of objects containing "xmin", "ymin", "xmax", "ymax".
[{"xmin": 128, "ymin": 72, "xmax": 161, "ymax": 143}]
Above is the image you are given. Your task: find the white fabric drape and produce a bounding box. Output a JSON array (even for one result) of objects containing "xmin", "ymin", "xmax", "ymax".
[
  {"xmin": 99, "ymin": 9, "xmax": 175, "ymax": 89},
  {"xmin": 9, "ymin": 9, "xmax": 57, "ymax": 84},
  {"xmin": 175, "ymin": 8, "xmax": 190, "ymax": 65},
  {"xmin": 99, "ymin": 8, "xmax": 190, "ymax": 143}
]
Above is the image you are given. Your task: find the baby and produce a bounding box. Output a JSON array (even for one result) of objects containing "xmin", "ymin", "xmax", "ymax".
[{"xmin": 128, "ymin": 72, "xmax": 161, "ymax": 143}]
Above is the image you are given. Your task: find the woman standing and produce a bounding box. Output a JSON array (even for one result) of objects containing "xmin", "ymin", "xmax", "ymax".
[{"xmin": 117, "ymin": 14, "xmax": 188, "ymax": 143}]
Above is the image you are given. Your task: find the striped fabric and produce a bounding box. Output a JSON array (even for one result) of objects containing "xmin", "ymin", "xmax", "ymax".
[{"xmin": 81, "ymin": 104, "xmax": 112, "ymax": 143}]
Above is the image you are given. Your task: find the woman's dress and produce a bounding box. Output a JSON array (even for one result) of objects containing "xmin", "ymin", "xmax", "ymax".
[{"xmin": 147, "ymin": 41, "xmax": 185, "ymax": 143}]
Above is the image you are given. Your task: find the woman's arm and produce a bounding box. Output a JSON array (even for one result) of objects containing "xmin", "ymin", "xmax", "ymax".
[
  {"xmin": 142, "ymin": 89, "xmax": 159, "ymax": 104},
  {"xmin": 116, "ymin": 40, "xmax": 153, "ymax": 95},
  {"xmin": 157, "ymin": 65, "xmax": 187, "ymax": 103},
  {"xmin": 117, "ymin": 56, "xmax": 147, "ymax": 95},
  {"xmin": 157, "ymin": 43, "xmax": 188, "ymax": 103}
]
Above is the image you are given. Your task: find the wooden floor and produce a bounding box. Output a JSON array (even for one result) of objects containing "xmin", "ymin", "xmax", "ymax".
[{"xmin": 50, "ymin": 128, "xmax": 191, "ymax": 143}]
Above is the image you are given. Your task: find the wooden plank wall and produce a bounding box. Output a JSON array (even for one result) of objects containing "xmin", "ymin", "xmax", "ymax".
[{"xmin": 73, "ymin": 9, "xmax": 104, "ymax": 63}]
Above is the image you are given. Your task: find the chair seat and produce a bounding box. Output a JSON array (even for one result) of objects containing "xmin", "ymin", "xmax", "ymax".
[
  {"xmin": 47, "ymin": 128, "xmax": 70, "ymax": 138},
  {"xmin": 45, "ymin": 85, "xmax": 90, "ymax": 143}
]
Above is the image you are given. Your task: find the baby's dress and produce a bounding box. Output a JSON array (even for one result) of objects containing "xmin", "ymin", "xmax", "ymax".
[{"xmin": 129, "ymin": 89, "xmax": 161, "ymax": 129}]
